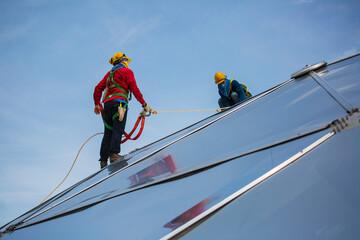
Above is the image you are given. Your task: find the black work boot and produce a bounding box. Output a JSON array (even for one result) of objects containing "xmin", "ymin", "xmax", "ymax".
[
  {"xmin": 100, "ymin": 161, "xmax": 108, "ymax": 169},
  {"xmin": 110, "ymin": 153, "xmax": 123, "ymax": 163}
]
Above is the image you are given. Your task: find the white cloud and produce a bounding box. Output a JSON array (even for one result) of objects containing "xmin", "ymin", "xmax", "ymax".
[
  {"xmin": 0, "ymin": 20, "xmax": 36, "ymax": 44},
  {"xmin": 104, "ymin": 16, "xmax": 162, "ymax": 47}
]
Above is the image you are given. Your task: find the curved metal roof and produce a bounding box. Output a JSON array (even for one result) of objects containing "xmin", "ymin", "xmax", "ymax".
[{"xmin": 1, "ymin": 53, "xmax": 360, "ymax": 240}]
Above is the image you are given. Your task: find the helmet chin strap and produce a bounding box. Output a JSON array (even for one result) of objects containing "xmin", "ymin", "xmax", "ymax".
[{"xmin": 121, "ymin": 60, "xmax": 129, "ymax": 68}]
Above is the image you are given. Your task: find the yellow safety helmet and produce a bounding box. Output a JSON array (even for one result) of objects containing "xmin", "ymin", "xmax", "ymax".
[
  {"xmin": 109, "ymin": 52, "xmax": 131, "ymax": 65},
  {"xmin": 214, "ymin": 72, "xmax": 227, "ymax": 84}
]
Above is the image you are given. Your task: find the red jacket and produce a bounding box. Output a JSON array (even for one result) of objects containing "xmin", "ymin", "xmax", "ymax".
[{"xmin": 93, "ymin": 67, "xmax": 145, "ymax": 106}]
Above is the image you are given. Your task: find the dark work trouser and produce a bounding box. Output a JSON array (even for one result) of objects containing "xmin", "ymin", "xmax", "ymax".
[
  {"xmin": 99, "ymin": 100, "xmax": 128, "ymax": 162},
  {"xmin": 218, "ymin": 90, "xmax": 249, "ymax": 109}
]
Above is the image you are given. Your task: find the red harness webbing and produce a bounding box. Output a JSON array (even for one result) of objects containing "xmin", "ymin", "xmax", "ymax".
[
  {"xmin": 100, "ymin": 105, "xmax": 145, "ymax": 143},
  {"xmin": 122, "ymin": 115, "xmax": 145, "ymax": 143}
]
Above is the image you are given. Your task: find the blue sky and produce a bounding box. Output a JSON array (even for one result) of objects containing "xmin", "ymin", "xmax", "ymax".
[{"xmin": 0, "ymin": 0, "xmax": 359, "ymax": 227}]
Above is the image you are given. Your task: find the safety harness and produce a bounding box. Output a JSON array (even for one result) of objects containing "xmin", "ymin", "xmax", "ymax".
[
  {"xmin": 102, "ymin": 68, "xmax": 131, "ymax": 130},
  {"xmin": 100, "ymin": 107, "xmax": 146, "ymax": 144},
  {"xmin": 101, "ymin": 68, "xmax": 146, "ymax": 144},
  {"xmin": 104, "ymin": 69, "xmax": 132, "ymax": 107},
  {"xmin": 230, "ymin": 79, "xmax": 252, "ymax": 98}
]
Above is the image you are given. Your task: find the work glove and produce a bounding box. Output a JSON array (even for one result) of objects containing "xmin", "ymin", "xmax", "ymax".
[
  {"xmin": 94, "ymin": 104, "xmax": 103, "ymax": 115},
  {"xmin": 142, "ymin": 103, "xmax": 152, "ymax": 113}
]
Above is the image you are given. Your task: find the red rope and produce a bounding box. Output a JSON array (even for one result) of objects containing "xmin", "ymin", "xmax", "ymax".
[
  {"xmin": 100, "ymin": 106, "xmax": 145, "ymax": 143},
  {"xmin": 121, "ymin": 115, "xmax": 145, "ymax": 143}
]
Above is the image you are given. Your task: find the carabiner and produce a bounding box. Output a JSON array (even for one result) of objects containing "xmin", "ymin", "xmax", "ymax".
[{"xmin": 140, "ymin": 109, "xmax": 151, "ymax": 117}]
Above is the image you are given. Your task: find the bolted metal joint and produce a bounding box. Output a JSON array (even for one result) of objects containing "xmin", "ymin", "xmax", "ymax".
[
  {"xmin": 330, "ymin": 109, "xmax": 360, "ymax": 133},
  {"xmin": 1, "ymin": 222, "xmax": 24, "ymax": 237},
  {"xmin": 291, "ymin": 61, "xmax": 327, "ymax": 79}
]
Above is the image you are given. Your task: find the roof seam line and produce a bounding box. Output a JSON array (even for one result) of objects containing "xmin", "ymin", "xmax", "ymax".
[
  {"xmin": 17, "ymin": 124, "xmax": 330, "ymax": 230},
  {"xmin": 20, "ymin": 79, "xmax": 295, "ymax": 226},
  {"xmin": 160, "ymin": 131, "xmax": 335, "ymax": 240},
  {"xmin": 310, "ymin": 71, "xmax": 354, "ymax": 112}
]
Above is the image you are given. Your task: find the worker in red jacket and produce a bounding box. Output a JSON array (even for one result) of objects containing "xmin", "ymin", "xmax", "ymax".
[{"xmin": 94, "ymin": 52, "xmax": 152, "ymax": 169}]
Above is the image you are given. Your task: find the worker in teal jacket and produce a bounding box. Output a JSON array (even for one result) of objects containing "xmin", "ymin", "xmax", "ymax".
[{"xmin": 214, "ymin": 72, "xmax": 252, "ymax": 109}]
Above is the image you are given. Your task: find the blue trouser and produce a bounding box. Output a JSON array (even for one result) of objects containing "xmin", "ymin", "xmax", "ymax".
[
  {"xmin": 218, "ymin": 92, "xmax": 243, "ymax": 108},
  {"xmin": 100, "ymin": 100, "xmax": 128, "ymax": 162}
]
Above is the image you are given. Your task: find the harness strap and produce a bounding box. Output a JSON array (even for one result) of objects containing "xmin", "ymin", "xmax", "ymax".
[
  {"xmin": 240, "ymin": 83, "xmax": 252, "ymax": 97},
  {"xmin": 105, "ymin": 70, "xmax": 130, "ymax": 102},
  {"xmin": 100, "ymin": 105, "xmax": 145, "ymax": 143},
  {"xmin": 100, "ymin": 68, "xmax": 139, "ymax": 138},
  {"xmin": 103, "ymin": 120, "xmax": 113, "ymax": 131},
  {"xmin": 230, "ymin": 79, "xmax": 252, "ymax": 98},
  {"xmin": 102, "ymin": 102, "xmax": 128, "ymax": 131},
  {"xmin": 230, "ymin": 79, "xmax": 234, "ymax": 93},
  {"xmin": 106, "ymin": 92, "xmax": 128, "ymax": 100},
  {"xmin": 121, "ymin": 115, "xmax": 145, "ymax": 143}
]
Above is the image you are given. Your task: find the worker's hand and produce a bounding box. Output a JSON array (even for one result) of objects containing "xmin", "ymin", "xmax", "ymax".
[
  {"xmin": 142, "ymin": 103, "xmax": 152, "ymax": 113},
  {"xmin": 94, "ymin": 105, "xmax": 103, "ymax": 115}
]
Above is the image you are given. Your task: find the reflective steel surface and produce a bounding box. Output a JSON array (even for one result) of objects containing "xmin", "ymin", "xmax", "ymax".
[
  {"xmin": 0, "ymin": 108, "xmax": 229, "ymax": 230},
  {"xmin": 319, "ymin": 54, "xmax": 360, "ymax": 107},
  {"xmin": 21, "ymin": 74, "xmax": 346, "ymax": 227},
  {"xmin": 1, "ymin": 53, "xmax": 359, "ymax": 239},
  {"xmin": 2, "ymin": 131, "xmax": 328, "ymax": 239},
  {"xmin": 180, "ymin": 127, "xmax": 360, "ymax": 240}
]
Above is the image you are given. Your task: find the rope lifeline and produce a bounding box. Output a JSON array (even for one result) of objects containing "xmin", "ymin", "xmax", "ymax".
[
  {"xmin": 40, "ymin": 132, "xmax": 103, "ymax": 204},
  {"xmin": 40, "ymin": 113, "xmax": 146, "ymax": 204},
  {"xmin": 151, "ymin": 107, "xmax": 230, "ymax": 114},
  {"xmin": 39, "ymin": 106, "xmax": 226, "ymax": 204}
]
